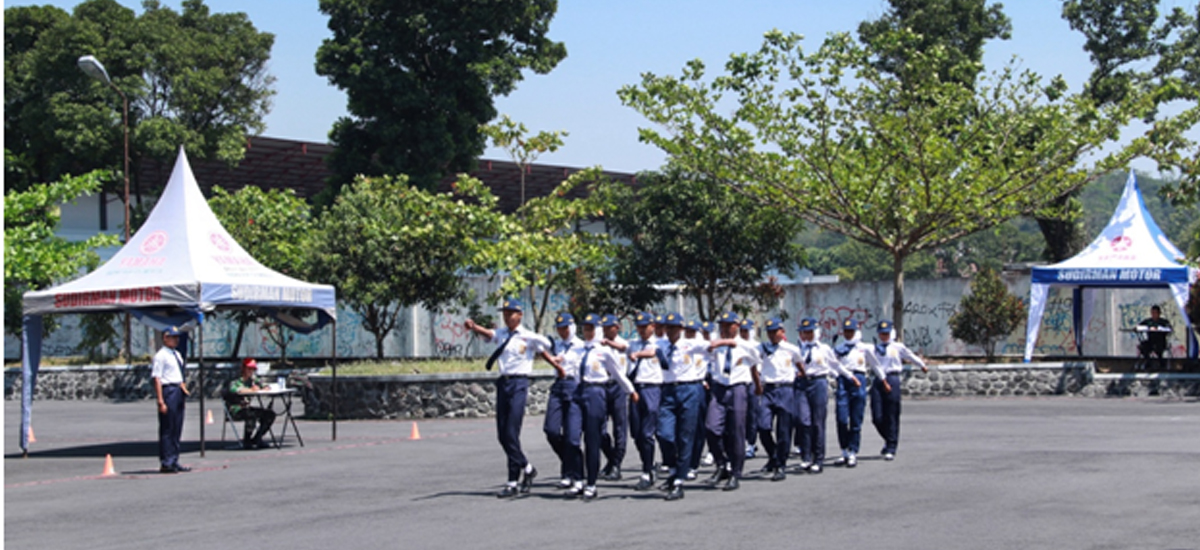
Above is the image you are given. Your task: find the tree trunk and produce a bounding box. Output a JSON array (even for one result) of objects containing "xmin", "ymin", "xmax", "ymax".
[
  {"xmin": 892, "ymin": 252, "xmax": 906, "ymax": 337},
  {"xmin": 374, "ymin": 330, "xmax": 385, "ymax": 359}
]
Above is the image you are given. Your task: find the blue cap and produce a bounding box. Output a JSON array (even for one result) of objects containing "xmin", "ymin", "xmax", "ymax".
[
  {"xmin": 841, "ymin": 318, "xmax": 860, "ymax": 331},
  {"xmin": 740, "ymin": 318, "xmax": 755, "ymax": 331},
  {"xmin": 660, "ymin": 312, "xmax": 684, "ymax": 327},
  {"xmin": 634, "ymin": 311, "xmax": 655, "ymax": 326},
  {"xmin": 877, "ymin": 320, "xmax": 894, "ymax": 333},
  {"xmin": 654, "ymin": 313, "xmax": 664, "ymax": 324},
  {"xmin": 500, "ymin": 297, "xmax": 524, "ymax": 312},
  {"xmin": 717, "ymin": 311, "xmax": 741, "ymax": 324},
  {"xmin": 765, "ymin": 318, "xmax": 784, "ymax": 331},
  {"xmin": 554, "ymin": 312, "xmax": 575, "ymax": 328},
  {"xmin": 798, "ymin": 317, "xmax": 818, "ymax": 331},
  {"xmin": 684, "ymin": 319, "xmax": 700, "ymax": 330},
  {"xmin": 581, "ymin": 313, "xmax": 602, "ymax": 326},
  {"xmin": 702, "ymin": 321, "xmax": 716, "ymax": 334},
  {"xmin": 601, "ymin": 314, "xmax": 620, "ymax": 327},
  {"xmin": 163, "ymin": 326, "xmax": 182, "ymax": 336}
]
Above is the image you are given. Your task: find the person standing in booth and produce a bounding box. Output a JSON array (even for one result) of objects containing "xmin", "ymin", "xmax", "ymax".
[{"xmin": 153, "ymin": 326, "xmax": 191, "ymax": 473}]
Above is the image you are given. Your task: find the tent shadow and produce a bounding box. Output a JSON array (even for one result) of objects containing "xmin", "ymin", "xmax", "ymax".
[{"xmin": 5, "ymin": 439, "xmax": 232, "ymax": 459}]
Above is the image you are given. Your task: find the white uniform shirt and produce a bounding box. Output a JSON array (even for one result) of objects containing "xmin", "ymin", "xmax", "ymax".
[
  {"xmin": 578, "ymin": 338, "xmax": 636, "ymax": 394},
  {"xmin": 151, "ymin": 345, "xmax": 185, "ymax": 385},
  {"xmin": 626, "ymin": 338, "xmax": 663, "ymax": 385},
  {"xmin": 832, "ymin": 335, "xmax": 879, "ymax": 375},
  {"xmin": 657, "ymin": 337, "xmax": 710, "ymax": 383},
  {"xmin": 796, "ymin": 340, "xmax": 855, "ymax": 379},
  {"xmin": 552, "ymin": 336, "xmax": 586, "ymax": 380},
  {"xmin": 757, "ymin": 340, "xmax": 802, "ymax": 384},
  {"xmin": 710, "ymin": 337, "xmax": 760, "ymax": 386},
  {"xmin": 489, "ymin": 327, "xmax": 552, "ymax": 376},
  {"xmin": 872, "ymin": 340, "xmax": 926, "ymax": 378},
  {"xmin": 608, "ymin": 335, "xmax": 630, "ymax": 377}
]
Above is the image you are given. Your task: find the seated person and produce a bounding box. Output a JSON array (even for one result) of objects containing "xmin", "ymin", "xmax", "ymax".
[
  {"xmin": 226, "ymin": 358, "xmax": 276, "ymax": 449},
  {"xmin": 1137, "ymin": 305, "xmax": 1172, "ymax": 360}
]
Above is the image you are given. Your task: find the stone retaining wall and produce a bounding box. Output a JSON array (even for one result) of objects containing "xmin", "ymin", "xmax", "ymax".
[{"xmin": 10, "ymin": 363, "xmax": 1200, "ymax": 419}]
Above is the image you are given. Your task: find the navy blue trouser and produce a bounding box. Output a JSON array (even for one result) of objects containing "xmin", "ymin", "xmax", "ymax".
[
  {"xmin": 756, "ymin": 383, "xmax": 794, "ymax": 468},
  {"xmin": 577, "ymin": 383, "xmax": 609, "ymax": 486},
  {"xmin": 158, "ymin": 384, "xmax": 185, "ymax": 468},
  {"xmin": 835, "ymin": 373, "xmax": 868, "ymax": 454},
  {"xmin": 658, "ymin": 382, "xmax": 703, "ymax": 479},
  {"xmin": 495, "ymin": 376, "xmax": 530, "ymax": 482},
  {"xmin": 600, "ymin": 381, "xmax": 629, "ymax": 469},
  {"xmin": 705, "ymin": 383, "xmax": 749, "ymax": 477},
  {"xmin": 795, "ymin": 376, "xmax": 829, "ymax": 465},
  {"xmin": 630, "ymin": 384, "xmax": 662, "ymax": 475},
  {"xmin": 870, "ymin": 374, "xmax": 903, "ymax": 454},
  {"xmin": 745, "ymin": 392, "xmax": 759, "ymax": 447},
  {"xmin": 690, "ymin": 383, "xmax": 709, "ymax": 470},
  {"xmin": 544, "ymin": 378, "xmax": 582, "ymax": 480}
]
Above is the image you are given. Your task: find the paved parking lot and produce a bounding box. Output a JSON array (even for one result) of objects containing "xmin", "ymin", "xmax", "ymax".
[{"xmin": 6, "ymin": 396, "xmax": 1200, "ymax": 550}]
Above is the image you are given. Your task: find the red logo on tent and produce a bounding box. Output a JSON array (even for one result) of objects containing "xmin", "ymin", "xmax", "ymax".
[
  {"xmin": 140, "ymin": 231, "xmax": 168, "ymax": 255},
  {"xmin": 1110, "ymin": 235, "xmax": 1132, "ymax": 252},
  {"xmin": 210, "ymin": 232, "xmax": 230, "ymax": 252}
]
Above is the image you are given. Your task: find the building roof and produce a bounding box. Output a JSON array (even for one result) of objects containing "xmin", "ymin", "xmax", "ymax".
[{"xmin": 135, "ymin": 136, "xmax": 638, "ymax": 213}]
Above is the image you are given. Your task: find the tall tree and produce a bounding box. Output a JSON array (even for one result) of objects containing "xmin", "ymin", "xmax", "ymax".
[
  {"xmin": 594, "ymin": 168, "xmax": 806, "ymax": 322},
  {"xmin": 307, "ymin": 174, "xmax": 504, "ymax": 358},
  {"xmin": 5, "ymin": 0, "xmax": 276, "ymax": 204},
  {"xmin": 619, "ymin": 30, "xmax": 1149, "ymax": 334},
  {"xmin": 315, "ymin": 0, "xmax": 567, "ymax": 195}
]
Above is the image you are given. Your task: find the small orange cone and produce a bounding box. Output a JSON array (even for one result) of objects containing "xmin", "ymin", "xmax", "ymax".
[
  {"xmin": 102, "ymin": 454, "xmax": 116, "ymax": 476},
  {"xmin": 27, "ymin": 426, "xmax": 36, "ymax": 443},
  {"xmin": 409, "ymin": 422, "xmax": 422, "ymax": 441},
  {"xmin": 206, "ymin": 409, "xmax": 214, "ymax": 425}
]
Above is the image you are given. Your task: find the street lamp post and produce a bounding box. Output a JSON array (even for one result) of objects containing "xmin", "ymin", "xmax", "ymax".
[{"xmin": 78, "ymin": 55, "xmax": 132, "ymax": 361}]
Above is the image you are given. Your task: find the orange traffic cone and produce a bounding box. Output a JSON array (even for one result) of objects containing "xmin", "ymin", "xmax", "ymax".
[
  {"xmin": 409, "ymin": 422, "xmax": 422, "ymax": 441},
  {"xmin": 27, "ymin": 426, "xmax": 36, "ymax": 443},
  {"xmin": 206, "ymin": 409, "xmax": 214, "ymax": 425},
  {"xmin": 102, "ymin": 454, "xmax": 116, "ymax": 476}
]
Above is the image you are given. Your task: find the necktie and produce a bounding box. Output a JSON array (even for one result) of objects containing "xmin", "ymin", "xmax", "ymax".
[
  {"xmin": 761, "ymin": 342, "xmax": 777, "ymax": 358},
  {"xmin": 174, "ymin": 349, "xmax": 185, "ymax": 379},
  {"xmin": 580, "ymin": 346, "xmax": 593, "ymax": 380},
  {"xmin": 834, "ymin": 342, "xmax": 853, "ymax": 358},
  {"xmin": 657, "ymin": 344, "xmax": 673, "ymax": 370},
  {"xmin": 802, "ymin": 343, "xmax": 813, "ymax": 365},
  {"xmin": 630, "ymin": 340, "xmax": 648, "ymax": 383},
  {"xmin": 485, "ymin": 330, "xmax": 516, "ymax": 371},
  {"xmin": 876, "ymin": 342, "xmax": 889, "ymax": 356},
  {"xmin": 722, "ymin": 345, "xmax": 733, "ymax": 375}
]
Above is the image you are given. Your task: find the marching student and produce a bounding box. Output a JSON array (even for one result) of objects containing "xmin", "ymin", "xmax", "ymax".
[
  {"xmin": 573, "ymin": 313, "xmax": 639, "ymax": 501},
  {"xmin": 464, "ymin": 298, "xmax": 554, "ymax": 498},
  {"xmin": 754, "ymin": 318, "xmax": 803, "ymax": 480},
  {"xmin": 794, "ymin": 317, "xmax": 857, "ymax": 473},
  {"xmin": 625, "ymin": 312, "xmax": 663, "ymax": 491},
  {"xmin": 599, "ymin": 314, "xmax": 630, "ymax": 481},
  {"xmin": 655, "ymin": 312, "xmax": 711, "ymax": 501},
  {"xmin": 545, "ymin": 313, "xmax": 585, "ymax": 489},
  {"xmin": 703, "ymin": 311, "xmax": 762, "ymax": 491},
  {"xmin": 870, "ymin": 320, "xmax": 928, "ymax": 461},
  {"xmin": 740, "ymin": 318, "xmax": 760, "ymax": 460},
  {"xmin": 831, "ymin": 318, "xmax": 878, "ymax": 468}
]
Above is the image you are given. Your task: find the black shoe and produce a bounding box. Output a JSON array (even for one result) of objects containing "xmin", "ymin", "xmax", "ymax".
[
  {"xmin": 602, "ymin": 466, "xmax": 622, "ymax": 481},
  {"xmin": 581, "ymin": 487, "xmax": 598, "ymax": 501},
  {"xmin": 809, "ymin": 463, "xmax": 823, "ymax": 474},
  {"xmin": 255, "ymin": 440, "xmax": 272, "ymax": 450},
  {"xmin": 722, "ymin": 476, "xmax": 740, "ymax": 491},
  {"xmin": 657, "ymin": 477, "xmax": 674, "ymax": 492},
  {"xmin": 634, "ymin": 477, "xmax": 655, "ymax": 491},
  {"xmin": 665, "ymin": 483, "xmax": 685, "ymax": 501},
  {"xmin": 497, "ymin": 485, "xmax": 519, "ymax": 498},
  {"xmin": 160, "ymin": 465, "xmax": 178, "ymax": 474},
  {"xmin": 705, "ymin": 466, "xmax": 730, "ymax": 485},
  {"xmin": 173, "ymin": 465, "xmax": 191, "ymax": 473},
  {"xmin": 566, "ymin": 484, "xmax": 584, "ymax": 498},
  {"xmin": 771, "ymin": 469, "xmax": 787, "ymax": 482},
  {"xmin": 519, "ymin": 466, "xmax": 538, "ymax": 493},
  {"xmin": 760, "ymin": 460, "xmax": 778, "ymax": 473}
]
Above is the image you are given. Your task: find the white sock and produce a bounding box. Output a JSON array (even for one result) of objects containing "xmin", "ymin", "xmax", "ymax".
[
  {"xmin": 524, "ymin": 463, "xmax": 534, "ymax": 474},
  {"xmin": 506, "ymin": 481, "xmax": 518, "ymax": 488},
  {"xmin": 640, "ymin": 473, "xmax": 651, "ymax": 481}
]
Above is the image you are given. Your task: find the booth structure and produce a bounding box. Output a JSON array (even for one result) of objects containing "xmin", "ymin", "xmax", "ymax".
[
  {"xmin": 1024, "ymin": 172, "xmax": 1198, "ymax": 361},
  {"xmin": 20, "ymin": 148, "xmax": 338, "ymax": 455}
]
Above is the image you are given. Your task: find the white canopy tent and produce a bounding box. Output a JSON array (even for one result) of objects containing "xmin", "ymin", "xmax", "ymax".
[
  {"xmin": 1023, "ymin": 172, "xmax": 1197, "ymax": 361},
  {"xmin": 21, "ymin": 148, "xmax": 339, "ymax": 454}
]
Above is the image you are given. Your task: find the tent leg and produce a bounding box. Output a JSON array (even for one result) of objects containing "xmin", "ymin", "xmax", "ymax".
[
  {"xmin": 332, "ymin": 321, "xmax": 338, "ymax": 442},
  {"xmin": 199, "ymin": 325, "xmax": 206, "ymax": 458}
]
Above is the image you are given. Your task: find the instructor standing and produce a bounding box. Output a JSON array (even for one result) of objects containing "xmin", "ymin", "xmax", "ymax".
[
  {"xmin": 153, "ymin": 326, "xmax": 191, "ymax": 474},
  {"xmin": 465, "ymin": 298, "xmax": 553, "ymax": 498}
]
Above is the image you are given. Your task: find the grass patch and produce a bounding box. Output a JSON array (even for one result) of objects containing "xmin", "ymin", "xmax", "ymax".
[{"xmin": 315, "ymin": 359, "xmax": 484, "ymax": 376}]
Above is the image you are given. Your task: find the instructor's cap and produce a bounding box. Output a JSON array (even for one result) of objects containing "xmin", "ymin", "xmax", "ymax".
[
  {"xmin": 241, "ymin": 358, "xmax": 257, "ymax": 369},
  {"xmin": 163, "ymin": 326, "xmax": 182, "ymax": 336}
]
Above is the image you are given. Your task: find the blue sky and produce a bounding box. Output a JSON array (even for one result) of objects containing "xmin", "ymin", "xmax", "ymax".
[{"xmin": 8, "ymin": 0, "xmax": 1185, "ymax": 173}]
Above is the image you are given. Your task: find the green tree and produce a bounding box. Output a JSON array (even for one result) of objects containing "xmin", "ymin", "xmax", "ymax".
[
  {"xmin": 948, "ymin": 267, "xmax": 1026, "ymax": 361},
  {"xmin": 619, "ymin": 30, "xmax": 1148, "ymax": 333},
  {"xmin": 471, "ymin": 167, "xmax": 615, "ymax": 332},
  {"xmin": 594, "ymin": 168, "xmax": 806, "ymax": 321},
  {"xmin": 482, "ymin": 114, "xmax": 568, "ymax": 207},
  {"xmin": 315, "ymin": 0, "xmax": 567, "ymax": 195},
  {"xmin": 4, "ymin": 168, "xmax": 120, "ymax": 338},
  {"xmin": 307, "ymin": 174, "xmax": 504, "ymax": 358},
  {"xmin": 209, "ymin": 185, "xmax": 314, "ymax": 358},
  {"xmin": 5, "ymin": 0, "xmax": 275, "ymax": 207}
]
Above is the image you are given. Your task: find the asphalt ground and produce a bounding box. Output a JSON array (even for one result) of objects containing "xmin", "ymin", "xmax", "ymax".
[{"xmin": 5, "ymin": 396, "xmax": 1200, "ymax": 550}]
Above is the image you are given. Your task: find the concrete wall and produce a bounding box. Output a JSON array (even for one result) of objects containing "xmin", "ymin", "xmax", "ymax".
[{"xmin": 6, "ymin": 272, "xmax": 1190, "ymax": 361}]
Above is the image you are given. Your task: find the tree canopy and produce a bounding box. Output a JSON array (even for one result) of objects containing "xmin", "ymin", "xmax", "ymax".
[{"xmin": 315, "ymin": 0, "xmax": 567, "ymax": 195}]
